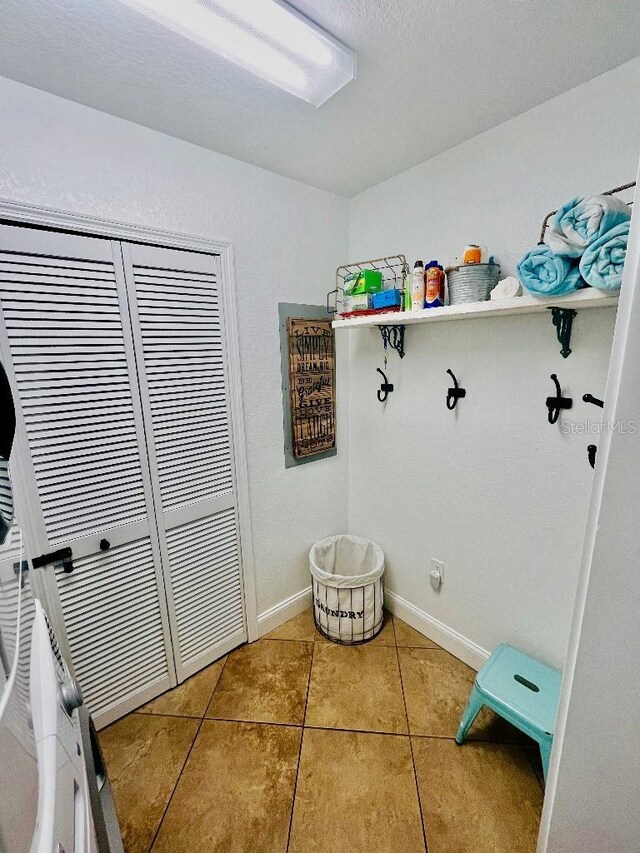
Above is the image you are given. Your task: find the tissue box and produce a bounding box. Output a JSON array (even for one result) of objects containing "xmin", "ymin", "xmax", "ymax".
[
  {"xmin": 344, "ymin": 270, "xmax": 383, "ymax": 296},
  {"xmin": 344, "ymin": 293, "xmax": 372, "ymax": 313},
  {"xmin": 372, "ymin": 289, "xmax": 402, "ymax": 309}
]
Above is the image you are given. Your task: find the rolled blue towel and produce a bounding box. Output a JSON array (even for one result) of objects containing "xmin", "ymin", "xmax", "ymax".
[
  {"xmin": 517, "ymin": 245, "xmax": 582, "ymax": 296},
  {"xmin": 547, "ymin": 195, "xmax": 631, "ymax": 258},
  {"xmin": 579, "ymin": 221, "xmax": 629, "ymax": 291}
]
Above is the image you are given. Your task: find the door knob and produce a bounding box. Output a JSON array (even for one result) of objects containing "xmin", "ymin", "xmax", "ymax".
[
  {"xmin": 59, "ymin": 677, "xmax": 83, "ymax": 715},
  {"xmin": 99, "ymin": 539, "xmax": 111, "ymax": 552}
]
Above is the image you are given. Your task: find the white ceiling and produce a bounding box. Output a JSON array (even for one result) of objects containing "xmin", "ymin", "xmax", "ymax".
[{"xmin": 1, "ymin": 0, "xmax": 639, "ymax": 196}]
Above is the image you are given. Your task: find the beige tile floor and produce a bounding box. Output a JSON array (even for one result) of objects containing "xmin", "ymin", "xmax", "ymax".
[{"xmin": 99, "ymin": 610, "xmax": 544, "ymax": 853}]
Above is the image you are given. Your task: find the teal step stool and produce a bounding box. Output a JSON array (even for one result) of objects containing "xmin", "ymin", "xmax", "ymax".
[{"xmin": 455, "ymin": 644, "xmax": 562, "ymax": 782}]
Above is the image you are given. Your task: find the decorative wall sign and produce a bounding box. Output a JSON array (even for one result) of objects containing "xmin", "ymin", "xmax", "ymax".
[{"xmin": 286, "ymin": 316, "xmax": 336, "ymax": 460}]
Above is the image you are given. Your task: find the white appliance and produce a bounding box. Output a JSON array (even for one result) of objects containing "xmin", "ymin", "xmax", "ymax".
[
  {"xmin": 0, "ymin": 359, "xmax": 123, "ymax": 852},
  {"xmin": 29, "ymin": 597, "xmax": 97, "ymax": 852}
]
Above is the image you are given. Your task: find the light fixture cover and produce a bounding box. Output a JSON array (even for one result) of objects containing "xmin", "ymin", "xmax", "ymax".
[{"xmin": 123, "ymin": 0, "xmax": 356, "ymax": 106}]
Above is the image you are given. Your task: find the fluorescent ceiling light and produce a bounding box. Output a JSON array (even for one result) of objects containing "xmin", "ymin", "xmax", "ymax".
[{"xmin": 122, "ymin": 0, "xmax": 356, "ymax": 106}]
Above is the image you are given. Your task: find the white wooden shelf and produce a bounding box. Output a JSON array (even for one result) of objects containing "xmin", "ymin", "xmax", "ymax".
[{"xmin": 331, "ymin": 288, "xmax": 618, "ymax": 329}]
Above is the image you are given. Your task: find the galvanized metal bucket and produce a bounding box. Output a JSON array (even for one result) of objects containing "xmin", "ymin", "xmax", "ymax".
[{"xmin": 447, "ymin": 263, "xmax": 501, "ymax": 304}]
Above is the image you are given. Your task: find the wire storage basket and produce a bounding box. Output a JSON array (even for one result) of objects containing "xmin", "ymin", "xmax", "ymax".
[
  {"xmin": 310, "ymin": 535, "xmax": 385, "ymax": 644},
  {"xmin": 327, "ymin": 254, "xmax": 409, "ymax": 315},
  {"xmin": 447, "ymin": 262, "xmax": 500, "ymax": 305}
]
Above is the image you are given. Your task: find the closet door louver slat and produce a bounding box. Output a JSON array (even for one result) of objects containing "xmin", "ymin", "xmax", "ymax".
[
  {"xmin": 125, "ymin": 243, "xmax": 246, "ymax": 680},
  {"xmin": 0, "ymin": 224, "xmax": 246, "ymax": 722},
  {"xmin": 54, "ymin": 537, "xmax": 171, "ymax": 717},
  {"xmin": 165, "ymin": 509, "xmax": 243, "ymax": 667},
  {"xmin": 132, "ymin": 258, "xmax": 233, "ymax": 511},
  {"xmin": 0, "ymin": 225, "xmax": 175, "ymax": 727},
  {"xmin": 0, "ymin": 247, "xmax": 146, "ymax": 543}
]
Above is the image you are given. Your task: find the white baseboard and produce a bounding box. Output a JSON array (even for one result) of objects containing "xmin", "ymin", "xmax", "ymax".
[
  {"xmin": 385, "ymin": 589, "xmax": 489, "ymax": 671},
  {"xmin": 256, "ymin": 586, "xmax": 312, "ymax": 638},
  {"xmin": 256, "ymin": 586, "xmax": 489, "ymax": 670}
]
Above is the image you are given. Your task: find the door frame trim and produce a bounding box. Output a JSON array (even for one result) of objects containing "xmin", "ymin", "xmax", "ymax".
[{"xmin": 0, "ymin": 197, "xmax": 259, "ymax": 642}]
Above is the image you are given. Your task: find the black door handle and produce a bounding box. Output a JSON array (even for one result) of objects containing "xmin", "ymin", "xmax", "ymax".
[
  {"xmin": 99, "ymin": 539, "xmax": 111, "ymax": 552},
  {"xmin": 32, "ymin": 547, "xmax": 73, "ymax": 573}
]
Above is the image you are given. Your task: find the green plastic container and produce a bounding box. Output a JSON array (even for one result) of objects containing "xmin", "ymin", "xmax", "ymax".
[{"xmin": 344, "ymin": 269, "xmax": 383, "ymax": 296}]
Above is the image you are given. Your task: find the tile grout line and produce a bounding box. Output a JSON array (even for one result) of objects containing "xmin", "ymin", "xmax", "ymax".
[
  {"xmin": 389, "ymin": 612, "xmax": 397, "ymax": 646},
  {"xmin": 285, "ymin": 639, "xmax": 315, "ymax": 853},
  {"xmin": 134, "ymin": 710, "xmax": 201, "ymax": 720},
  {"xmin": 131, "ymin": 712, "xmax": 519, "ymax": 743},
  {"xmin": 146, "ymin": 654, "xmax": 231, "ymax": 853},
  {"xmin": 146, "ymin": 722, "xmax": 204, "ymax": 852},
  {"xmin": 394, "ymin": 630, "xmax": 430, "ymax": 853},
  {"xmin": 262, "ymin": 634, "xmax": 439, "ymax": 652},
  {"xmin": 409, "ymin": 731, "xmax": 520, "ymax": 743},
  {"xmin": 135, "ymin": 711, "xmax": 305, "ymax": 726},
  {"xmin": 130, "ymin": 618, "xmax": 534, "ymax": 852}
]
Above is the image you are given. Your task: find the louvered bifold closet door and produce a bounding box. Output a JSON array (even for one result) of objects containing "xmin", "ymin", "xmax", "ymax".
[
  {"xmin": 123, "ymin": 243, "xmax": 246, "ymax": 681},
  {"xmin": 0, "ymin": 224, "xmax": 175, "ymax": 727}
]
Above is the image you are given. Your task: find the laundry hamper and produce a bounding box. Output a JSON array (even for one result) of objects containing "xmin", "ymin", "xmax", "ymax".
[{"xmin": 309, "ymin": 535, "xmax": 385, "ymax": 644}]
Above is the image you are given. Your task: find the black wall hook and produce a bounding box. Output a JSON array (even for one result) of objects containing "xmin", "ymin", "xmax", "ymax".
[
  {"xmin": 583, "ymin": 393, "xmax": 604, "ymax": 408},
  {"xmin": 546, "ymin": 373, "xmax": 573, "ymax": 424},
  {"xmin": 446, "ymin": 369, "xmax": 466, "ymax": 410},
  {"xmin": 376, "ymin": 368, "xmax": 394, "ymax": 403}
]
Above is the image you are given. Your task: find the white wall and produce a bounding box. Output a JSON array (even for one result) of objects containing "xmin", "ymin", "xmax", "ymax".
[
  {"xmin": 0, "ymin": 76, "xmax": 350, "ymax": 618},
  {"xmin": 2, "ymin": 56, "xmax": 639, "ymax": 668},
  {"xmin": 346, "ymin": 57, "xmax": 640, "ymax": 669},
  {"xmin": 540, "ymin": 158, "xmax": 640, "ymax": 853}
]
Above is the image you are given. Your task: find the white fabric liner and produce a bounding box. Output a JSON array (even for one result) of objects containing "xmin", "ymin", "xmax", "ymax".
[
  {"xmin": 309, "ymin": 534, "xmax": 384, "ymax": 588},
  {"xmin": 310, "ymin": 535, "xmax": 385, "ymax": 643}
]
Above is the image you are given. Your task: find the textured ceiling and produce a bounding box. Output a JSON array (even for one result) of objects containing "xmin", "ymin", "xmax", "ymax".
[{"xmin": 0, "ymin": 0, "xmax": 639, "ymax": 196}]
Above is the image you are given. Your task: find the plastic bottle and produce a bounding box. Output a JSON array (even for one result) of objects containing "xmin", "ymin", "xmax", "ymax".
[
  {"xmin": 425, "ymin": 261, "xmax": 445, "ymax": 308},
  {"xmin": 464, "ymin": 244, "xmax": 482, "ymax": 265},
  {"xmin": 403, "ymin": 273, "xmax": 412, "ymax": 311},
  {"xmin": 411, "ymin": 260, "xmax": 425, "ymax": 310}
]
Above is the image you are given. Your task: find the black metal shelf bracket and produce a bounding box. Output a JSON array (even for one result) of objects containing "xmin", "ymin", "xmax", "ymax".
[
  {"xmin": 546, "ymin": 373, "xmax": 573, "ymax": 424},
  {"xmin": 548, "ymin": 306, "xmax": 577, "ymax": 358},
  {"xmin": 377, "ymin": 325, "xmax": 405, "ymax": 359}
]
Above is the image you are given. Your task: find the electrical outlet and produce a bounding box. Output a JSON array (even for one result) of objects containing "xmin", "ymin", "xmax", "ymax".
[{"xmin": 430, "ymin": 558, "xmax": 444, "ymax": 591}]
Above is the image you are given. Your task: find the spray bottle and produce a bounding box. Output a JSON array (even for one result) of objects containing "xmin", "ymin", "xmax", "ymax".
[
  {"xmin": 411, "ymin": 260, "xmax": 425, "ymax": 311},
  {"xmin": 425, "ymin": 261, "xmax": 445, "ymax": 308}
]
